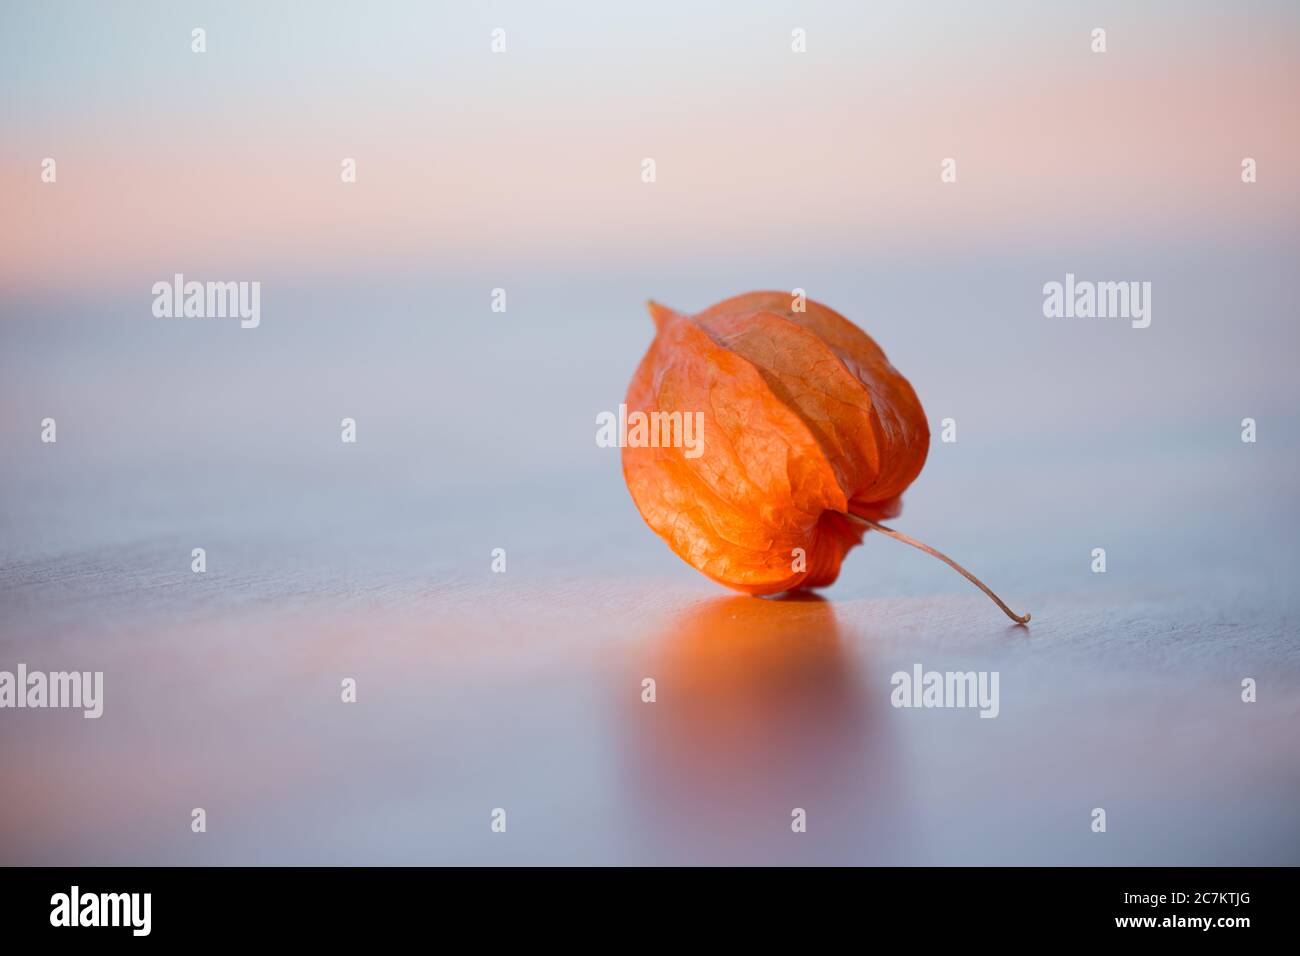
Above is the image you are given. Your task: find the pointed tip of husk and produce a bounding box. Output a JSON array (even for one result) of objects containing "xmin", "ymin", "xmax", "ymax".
[{"xmin": 647, "ymin": 300, "xmax": 678, "ymax": 331}]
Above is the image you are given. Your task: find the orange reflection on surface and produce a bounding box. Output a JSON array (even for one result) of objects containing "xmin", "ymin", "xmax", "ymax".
[{"xmin": 617, "ymin": 594, "xmax": 898, "ymax": 863}]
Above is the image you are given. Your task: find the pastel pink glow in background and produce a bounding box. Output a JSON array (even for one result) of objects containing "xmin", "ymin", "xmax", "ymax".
[{"xmin": 2, "ymin": 2, "xmax": 1298, "ymax": 289}]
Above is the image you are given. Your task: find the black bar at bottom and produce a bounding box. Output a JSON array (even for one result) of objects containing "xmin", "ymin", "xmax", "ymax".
[{"xmin": 0, "ymin": 866, "xmax": 1287, "ymax": 941}]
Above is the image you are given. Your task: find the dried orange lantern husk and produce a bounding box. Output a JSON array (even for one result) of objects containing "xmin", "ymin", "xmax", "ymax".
[{"xmin": 622, "ymin": 291, "xmax": 1029, "ymax": 623}]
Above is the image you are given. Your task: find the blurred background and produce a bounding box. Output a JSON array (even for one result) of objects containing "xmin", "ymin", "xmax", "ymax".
[{"xmin": 1, "ymin": 0, "xmax": 1298, "ymax": 864}]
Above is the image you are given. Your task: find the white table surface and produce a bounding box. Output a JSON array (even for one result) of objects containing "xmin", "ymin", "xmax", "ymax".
[{"xmin": 3, "ymin": 261, "xmax": 1297, "ymax": 865}]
